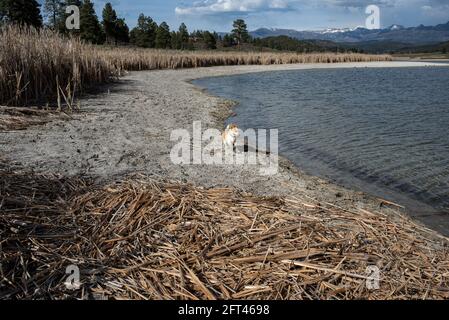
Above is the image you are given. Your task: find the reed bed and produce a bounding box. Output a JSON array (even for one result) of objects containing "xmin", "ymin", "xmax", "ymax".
[
  {"xmin": 1, "ymin": 166, "xmax": 448, "ymax": 300},
  {"xmin": 0, "ymin": 26, "xmax": 114, "ymax": 108},
  {"xmin": 100, "ymin": 47, "xmax": 392, "ymax": 72},
  {"xmin": 0, "ymin": 25, "xmax": 391, "ymax": 107}
]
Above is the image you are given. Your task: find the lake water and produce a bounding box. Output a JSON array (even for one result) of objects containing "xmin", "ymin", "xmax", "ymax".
[{"xmin": 193, "ymin": 66, "xmax": 449, "ymax": 235}]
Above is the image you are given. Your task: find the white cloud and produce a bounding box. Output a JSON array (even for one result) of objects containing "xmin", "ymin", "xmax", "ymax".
[
  {"xmin": 175, "ymin": 0, "xmax": 289, "ymax": 16},
  {"xmin": 420, "ymin": 3, "xmax": 449, "ymax": 18},
  {"xmin": 309, "ymin": 0, "xmax": 449, "ymax": 9},
  {"xmin": 175, "ymin": 0, "xmax": 449, "ymax": 16}
]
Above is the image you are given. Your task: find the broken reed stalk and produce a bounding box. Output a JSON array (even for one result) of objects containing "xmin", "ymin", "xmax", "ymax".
[
  {"xmin": 1, "ymin": 167, "xmax": 448, "ymax": 300},
  {"xmin": 0, "ymin": 106, "xmax": 66, "ymax": 130},
  {"xmin": 0, "ymin": 25, "xmax": 392, "ymax": 108}
]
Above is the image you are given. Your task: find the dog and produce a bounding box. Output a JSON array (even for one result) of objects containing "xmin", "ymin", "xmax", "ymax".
[{"xmin": 222, "ymin": 124, "xmax": 240, "ymax": 151}]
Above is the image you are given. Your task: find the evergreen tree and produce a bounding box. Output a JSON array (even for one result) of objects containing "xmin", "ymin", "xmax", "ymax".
[
  {"xmin": 178, "ymin": 22, "xmax": 189, "ymax": 49},
  {"xmin": 115, "ymin": 18, "xmax": 129, "ymax": 44},
  {"xmin": 170, "ymin": 31, "xmax": 181, "ymax": 50},
  {"xmin": 222, "ymin": 34, "xmax": 235, "ymax": 47},
  {"xmin": 129, "ymin": 14, "xmax": 157, "ymax": 48},
  {"xmin": 231, "ymin": 19, "xmax": 250, "ymax": 46},
  {"xmin": 102, "ymin": 2, "xmax": 117, "ymax": 44},
  {"xmin": 203, "ymin": 31, "xmax": 217, "ymax": 50},
  {"xmin": 155, "ymin": 21, "xmax": 171, "ymax": 49},
  {"xmin": 43, "ymin": 0, "xmax": 64, "ymax": 28},
  {"xmin": 79, "ymin": 0, "xmax": 104, "ymax": 44},
  {"xmin": 0, "ymin": 0, "xmax": 43, "ymax": 28}
]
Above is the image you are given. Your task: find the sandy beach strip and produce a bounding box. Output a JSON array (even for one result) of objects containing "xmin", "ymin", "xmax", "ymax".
[{"xmin": 1, "ymin": 60, "xmax": 448, "ymax": 236}]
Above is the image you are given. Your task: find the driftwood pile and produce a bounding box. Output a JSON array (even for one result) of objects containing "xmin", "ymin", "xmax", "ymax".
[{"xmin": 1, "ymin": 166, "xmax": 448, "ymax": 300}]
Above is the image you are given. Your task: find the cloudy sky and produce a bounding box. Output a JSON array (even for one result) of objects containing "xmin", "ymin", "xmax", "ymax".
[{"xmin": 57, "ymin": 0, "xmax": 449, "ymax": 32}]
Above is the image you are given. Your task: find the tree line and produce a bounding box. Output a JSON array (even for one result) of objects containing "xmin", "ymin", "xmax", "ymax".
[
  {"xmin": 0, "ymin": 1, "xmax": 364, "ymax": 54},
  {"xmin": 0, "ymin": 0, "xmax": 252, "ymax": 50}
]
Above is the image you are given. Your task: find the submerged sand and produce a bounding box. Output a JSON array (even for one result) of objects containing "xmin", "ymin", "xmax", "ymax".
[{"xmin": 1, "ymin": 61, "xmax": 448, "ymax": 237}]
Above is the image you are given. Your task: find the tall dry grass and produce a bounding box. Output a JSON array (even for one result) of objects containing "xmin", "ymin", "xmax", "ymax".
[
  {"xmin": 101, "ymin": 47, "xmax": 392, "ymax": 71},
  {"xmin": 0, "ymin": 25, "xmax": 392, "ymax": 107},
  {"xmin": 0, "ymin": 26, "xmax": 115, "ymax": 107}
]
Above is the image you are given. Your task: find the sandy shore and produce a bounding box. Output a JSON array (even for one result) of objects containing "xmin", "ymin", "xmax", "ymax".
[{"xmin": 2, "ymin": 61, "xmax": 448, "ymax": 236}]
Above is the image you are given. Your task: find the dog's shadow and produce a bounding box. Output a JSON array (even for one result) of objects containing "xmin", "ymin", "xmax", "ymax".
[{"xmin": 236, "ymin": 143, "xmax": 271, "ymax": 155}]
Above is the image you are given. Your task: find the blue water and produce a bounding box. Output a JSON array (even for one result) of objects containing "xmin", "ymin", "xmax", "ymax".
[{"xmin": 193, "ymin": 66, "xmax": 449, "ymax": 235}]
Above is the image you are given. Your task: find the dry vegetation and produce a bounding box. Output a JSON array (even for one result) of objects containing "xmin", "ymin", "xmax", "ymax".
[
  {"xmin": 100, "ymin": 47, "xmax": 392, "ymax": 72},
  {"xmin": 1, "ymin": 166, "xmax": 448, "ymax": 300},
  {"xmin": 4, "ymin": 26, "xmax": 442, "ymax": 301},
  {"xmin": 0, "ymin": 106, "xmax": 70, "ymax": 130},
  {"xmin": 0, "ymin": 26, "xmax": 113, "ymax": 108},
  {"xmin": 0, "ymin": 25, "xmax": 392, "ymax": 107}
]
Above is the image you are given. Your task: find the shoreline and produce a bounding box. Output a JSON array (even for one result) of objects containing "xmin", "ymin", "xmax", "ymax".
[
  {"xmin": 189, "ymin": 61, "xmax": 449, "ymax": 237},
  {"xmin": 188, "ymin": 60, "xmax": 449, "ymax": 238},
  {"xmin": 1, "ymin": 61, "xmax": 448, "ymax": 240}
]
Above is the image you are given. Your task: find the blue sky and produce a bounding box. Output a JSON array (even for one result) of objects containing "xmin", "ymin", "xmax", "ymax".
[{"xmin": 41, "ymin": 0, "xmax": 449, "ymax": 32}]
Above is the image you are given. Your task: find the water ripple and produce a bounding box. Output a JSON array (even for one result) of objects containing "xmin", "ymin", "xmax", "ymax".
[{"xmin": 194, "ymin": 66, "xmax": 449, "ymax": 232}]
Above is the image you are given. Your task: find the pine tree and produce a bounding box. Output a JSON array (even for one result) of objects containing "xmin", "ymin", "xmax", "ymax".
[
  {"xmin": 170, "ymin": 31, "xmax": 181, "ymax": 50},
  {"xmin": 43, "ymin": 0, "xmax": 64, "ymax": 28},
  {"xmin": 203, "ymin": 31, "xmax": 217, "ymax": 50},
  {"xmin": 222, "ymin": 34, "xmax": 235, "ymax": 47},
  {"xmin": 178, "ymin": 23, "xmax": 189, "ymax": 49},
  {"xmin": 0, "ymin": 0, "xmax": 10, "ymax": 24},
  {"xmin": 102, "ymin": 2, "xmax": 117, "ymax": 44},
  {"xmin": 115, "ymin": 18, "xmax": 129, "ymax": 44},
  {"xmin": 231, "ymin": 19, "xmax": 250, "ymax": 46},
  {"xmin": 129, "ymin": 14, "xmax": 157, "ymax": 48},
  {"xmin": 79, "ymin": 0, "xmax": 104, "ymax": 44},
  {"xmin": 0, "ymin": 0, "xmax": 43, "ymax": 28},
  {"xmin": 155, "ymin": 21, "xmax": 171, "ymax": 49}
]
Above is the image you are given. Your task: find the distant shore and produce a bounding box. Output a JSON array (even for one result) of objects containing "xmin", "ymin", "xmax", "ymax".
[{"xmin": 2, "ymin": 61, "xmax": 449, "ymax": 238}]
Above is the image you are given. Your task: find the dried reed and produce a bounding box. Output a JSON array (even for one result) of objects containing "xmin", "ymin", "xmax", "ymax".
[
  {"xmin": 100, "ymin": 47, "xmax": 392, "ymax": 72},
  {"xmin": 0, "ymin": 26, "xmax": 114, "ymax": 107},
  {"xmin": 0, "ymin": 25, "xmax": 392, "ymax": 108},
  {"xmin": 0, "ymin": 106, "xmax": 71, "ymax": 130},
  {"xmin": 1, "ymin": 166, "xmax": 448, "ymax": 300}
]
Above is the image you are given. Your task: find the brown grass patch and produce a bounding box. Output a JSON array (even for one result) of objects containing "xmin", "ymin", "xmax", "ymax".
[
  {"xmin": 1, "ymin": 166, "xmax": 448, "ymax": 300},
  {"xmin": 101, "ymin": 47, "xmax": 392, "ymax": 72},
  {"xmin": 0, "ymin": 26, "xmax": 114, "ymax": 108}
]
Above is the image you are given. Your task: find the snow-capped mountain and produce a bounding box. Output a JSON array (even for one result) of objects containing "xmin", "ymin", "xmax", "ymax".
[
  {"xmin": 387, "ymin": 24, "xmax": 405, "ymax": 31},
  {"xmin": 318, "ymin": 26, "xmax": 365, "ymax": 34},
  {"xmin": 250, "ymin": 21, "xmax": 449, "ymax": 44}
]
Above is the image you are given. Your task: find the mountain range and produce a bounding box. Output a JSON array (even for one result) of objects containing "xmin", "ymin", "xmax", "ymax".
[{"xmin": 249, "ymin": 21, "xmax": 449, "ymax": 45}]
